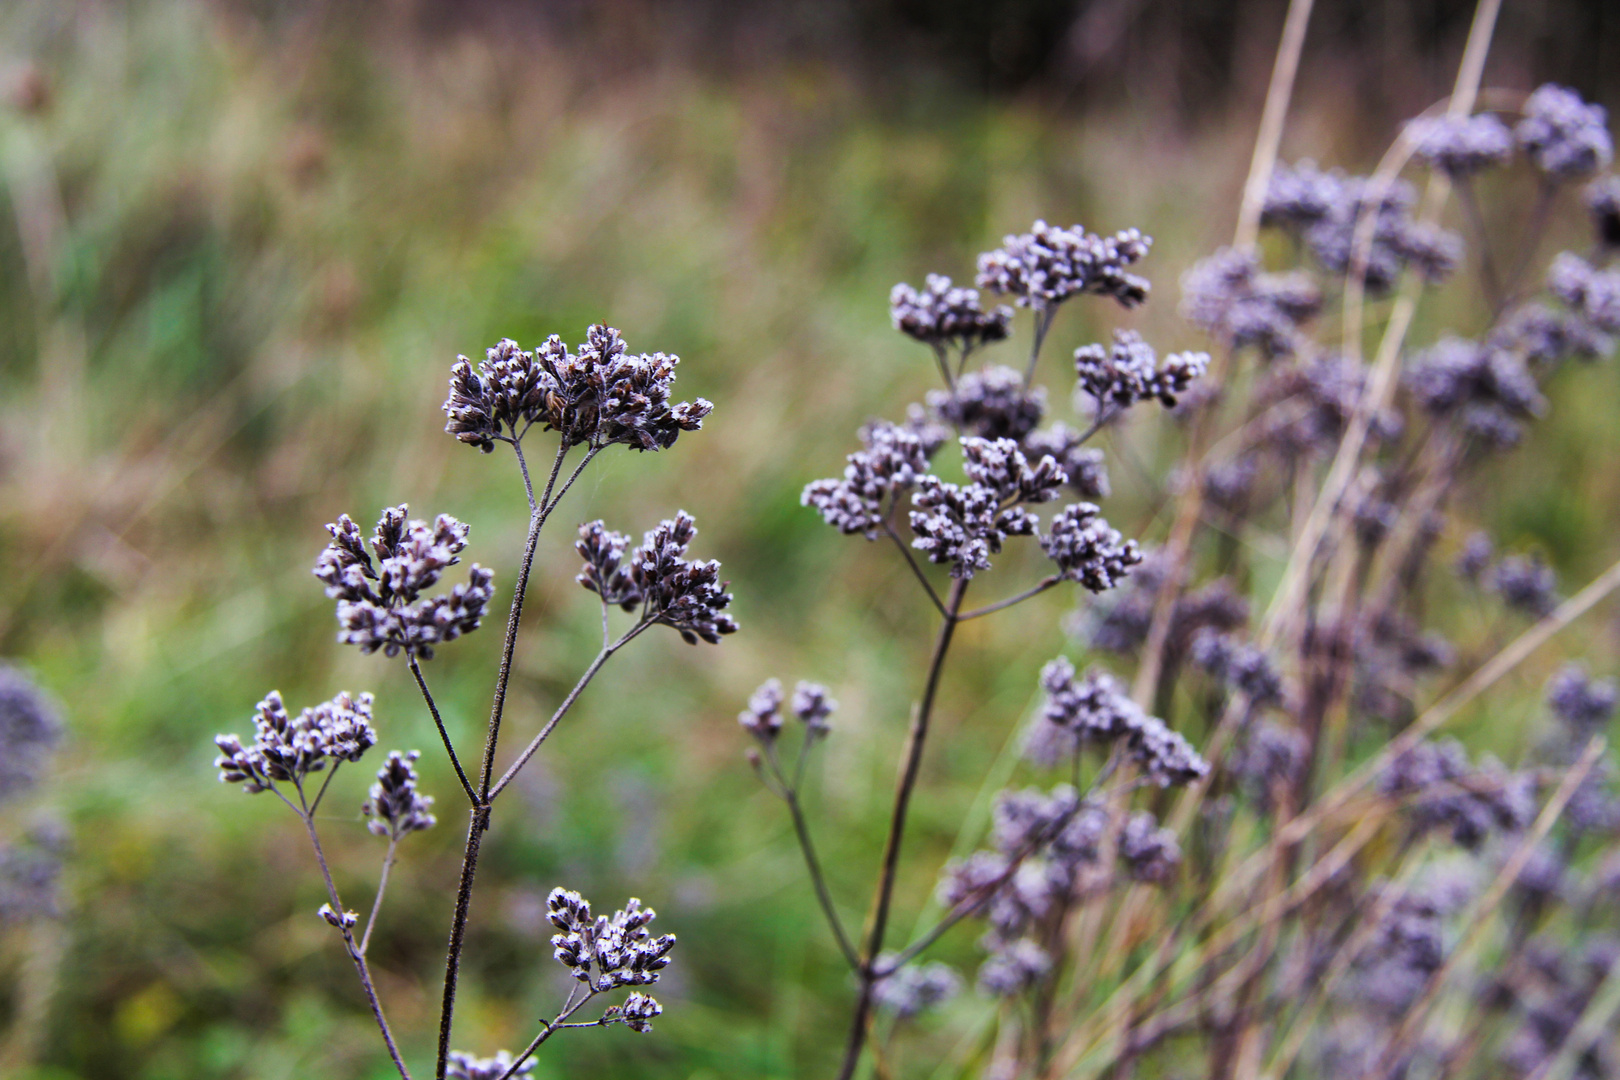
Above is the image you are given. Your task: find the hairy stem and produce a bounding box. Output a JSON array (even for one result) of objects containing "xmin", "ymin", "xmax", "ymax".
[
  {"xmin": 836, "ymin": 577, "xmax": 969, "ymax": 1080},
  {"xmin": 436, "ymin": 803, "xmax": 491, "ymax": 1079},
  {"xmin": 882, "ymin": 517, "xmax": 947, "ymax": 618},
  {"xmin": 958, "ymin": 576, "xmax": 1060, "ymax": 621},
  {"xmin": 779, "ymin": 777, "xmax": 861, "ymax": 970},
  {"xmin": 498, "ymin": 987, "xmax": 602, "ymax": 1080},
  {"xmin": 360, "ymin": 835, "xmax": 400, "ymax": 957}
]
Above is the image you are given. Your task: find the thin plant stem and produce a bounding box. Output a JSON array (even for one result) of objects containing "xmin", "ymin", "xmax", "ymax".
[
  {"xmin": 410, "ymin": 655, "xmax": 478, "ymax": 806},
  {"xmin": 1455, "ymin": 176, "xmax": 1503, "ymax": 309},
  {"xmin": 932, "ymin": 343, "xmax": 956, "ymax": 395},
  {"xmin": 781, "ymin": 782, "xmax": 862, "ymax": 970},
  {"xmin": 1232, "ymin": 0, "xmax": 1317, "ymax": 253},
  {"xmin": 957, "ymin": 576, "xmax": 1060, "ymax": 621},
  {"xmin": 1504, "ymin": 176, "xmax": 1558, "ymax": 299},
  {"xmin": 1024, "ymin": 308, "xmax": 1055, "ymax": 384},
  {"xmin": 497, "ymin": 989, "xmax": 602, "ymax": 1080},
  {"xmin": 488, "ymin": 621, "xmax": 650, "ymax": 801},
  {"xmin": 360, "ymin": 835, "xmax": 400, "ymax": 957},
  {"xmin": 836, "ymin": 577, "xmax": 969, "ymax": 1080},
  {"xmin": 308, "ymin": 759, "xmax": 342, "ymax": 817},
  {"xmin": 296, "ymin": 792, "xmax": 412, "ymax": 1080},
  {"xmin": 882, "ymin": 517, "xmax": 947, "ymax": 618},
  {"xmin": 436, "ymin": 803, "xmax": 491, "ymax": 1079}
]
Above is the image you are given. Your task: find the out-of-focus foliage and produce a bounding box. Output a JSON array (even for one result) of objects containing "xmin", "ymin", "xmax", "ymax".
[{"xmin": 1, "ymin": 3, "xmax": 1618, "ymax": 1078}]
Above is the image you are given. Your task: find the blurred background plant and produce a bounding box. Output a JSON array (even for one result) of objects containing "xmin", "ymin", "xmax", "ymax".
[{"xmin": 2, "ymin": 2, "xmax": 1620, "ymax": 1079}]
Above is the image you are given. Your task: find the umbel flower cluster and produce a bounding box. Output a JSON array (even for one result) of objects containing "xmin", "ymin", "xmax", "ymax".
[{"xmin": 212, "ymin": 322, "xmax": 722, "ymax": 1078}]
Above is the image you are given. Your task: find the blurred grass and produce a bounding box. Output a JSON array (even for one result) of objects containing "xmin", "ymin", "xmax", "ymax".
[{"xmin": 1, "ymin": 3, "xmax": 1618, "ymax": 1078}]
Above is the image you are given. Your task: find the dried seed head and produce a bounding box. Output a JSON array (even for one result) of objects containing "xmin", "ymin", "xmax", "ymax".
[
  {"xmin": 890, "ymin": 274, "xmax": 1013, "ymax": 351},
  {"xmin": 976, "ymin": 220, "xmax": 1152, "ymax": 311},
  {"xmin": 1516, "ymin": 84, "xmax": 1613, "ymax": 179},
  {"xmin": 214, "ymin": 690, "xmax": 378, "ymax": 793},
  {"xmin": 362, "ymin": 750, "xmax": 436, "ymax": 838}
]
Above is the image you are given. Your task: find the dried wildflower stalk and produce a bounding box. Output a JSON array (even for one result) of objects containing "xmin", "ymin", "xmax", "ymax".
[{"xmin": 211, "ymin": 326, "xmax": 731, "ymax": 1078}]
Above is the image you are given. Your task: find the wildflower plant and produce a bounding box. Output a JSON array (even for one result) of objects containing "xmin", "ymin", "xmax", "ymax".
[
  {"xmin": 743, "ymin": 11, "xmax": 1620, "ymax": 1079},
  {"xmin": 210, "ymin": 327, "xmax": 730, "ymax": 1078}
]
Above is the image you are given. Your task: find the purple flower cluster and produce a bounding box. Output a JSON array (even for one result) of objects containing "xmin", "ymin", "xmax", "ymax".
[
  {"xmin": 1180, "ymin": 247, "xmax": 1322, "ymax": 360},
  {"xmin": 1072, "ymin": 330, "xmax": 1210, "ymax": 412},
  {"xmin": 908, "ymin": 437, "xmax": 1065, "ymax": 578},
  {"xmin": 215, "ymin": 690, "xmax": 378, "ymax": 793},
  {"xmin": 802, "ymin": 421, "xmax": 936, "ymax": 539},
  {"xmin": 547, "ymin": 887, "xmax": 676, "ymax": 993},
  {"xmin": 1379, "ymin": 738, "xmax": 1536, "ymax": 849},
  {"xmin": 443, "ymin": 326, "xmax": 712, "ymax": 453},
  {"xmin": 1516, "ymin": 84, "xmax": 1613, "ymax": 179},
  {"xmin": 446, "ymin": 1051, "xmax": 535, "ymax": 1080},
  {"xmin": 1189, "ymin": 629, "xmax": 1283, "ymax": 706},
  {"xmin": 1407, "ymin": 113, "xmax": 1514, "ymax": 176},
  {"xmin": 1040, "ymin": 503, "xmax": 1142, "ymax": 592},
  {"xmin": 928, "ymin": 365, "xmax": 1045, "ymax": 442},
  {"xmin": 1023, "ymin": 425, "xmax": 1110, "ymax": 499},
  {"xmin": 1405, "ymin": 336, "xmax": 1545, "ymax": 449},
  {"xmin": 362, "ymin": 750, "xmax": 437, "ymax": 838},
  {"xmin": 1036, "ymin": 658, "xmax": 1208, "ymax": 786},
  {"xmin": 0, "ymin": 665, "xmax": 60, "ymax": 804},
  {"xmin": 890, "ymin": 274, "xmax": 1013, "ymax": 351},
  {"xmin": 975, "ymin": 220, "xmax": 1152, "ymax": 311},
  {"xmin": 737, "ymin": 677, "xmax": 836, "ymax": 742},
  {"xmin": 574, "ymin": 512, "xmax": 738, "ymax": 644},
  {"xmin": 1545, "ymin": 664, "xmax": 1617, "ymax": 732},
  {"xmin": 1548, "ymin": 253, "xmax": 1620, "ymax": 338},
  {"xmin": 872, "ymin": 960, "xmax": 962, "ymax": 1018},
  {"xmin": 314, "ymin": 506, "xmax": 495, "ymax": 660}
]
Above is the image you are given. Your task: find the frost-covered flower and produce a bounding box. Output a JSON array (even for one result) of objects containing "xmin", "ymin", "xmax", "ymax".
[
  {"xmin": 314, "ymin": 506, "xmax": 495, "ymax": 660},
  {"xmin": 547, "ymin": 888, "xmax": 677, "ymax": 992},
  {"xmin": 214, "ymin": 690, "xmax": 378, "ymax": 793}
]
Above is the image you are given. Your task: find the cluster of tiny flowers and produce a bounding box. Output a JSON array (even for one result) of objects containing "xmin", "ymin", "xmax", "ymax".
[
  {"xmin": 601, "ymin": 991, "xmax": 663, "ymax": 1033},
  {"xmin": 1586, "ymin": 175, "xmax": 1620, "ymax": 247},
  {"xmin": 1072, "ymin": 330, "xmax": 1210, "ymax": 412},
  {"xmin": 0, "ymin": 665, "xmax": 60, "ymax": 804},
  {"xmin": 1188, "ymin": 629, "xmax": 1283, "ymax": 706},
  {"xmin": 909, "ymin": 437, "xmax": 1065, "ymax": 578},
  {"xmin": 1254, "ymin": 353, "xmax": 1404, "ymax": 456},
  {"xmin": 1379, "ymin": 738, "xmax": 1537, "ymax": 849},
  {"xmin": 1040, "ymin": 503, "xmax": 1142, "ymax": 592},
  {"xmin": 1118, "ymin": 811, "xmax": 1181, "ymax": 883},
  {"xmin": 890, "ymin": 274, "xmax": 1013, "ymax": 351},
  {"xmin": 1262, "ymin": 161, "xmax": 1462, "ymax": 291},
  {"xmin": 0, "ymin": 823, "xmax": 65, "ymax": 922},
  {"xmin": 547, "ymin": 888, "xmax": 676, "ymax": 993},
  {"xmin": 1344, "ymin": 884, "xmax": 1455, "ymax": 1018},
  {"xmin": 1228, "ymin": 719, "xmax": 1310, "ymax": 812},
  {"xmin": 1547, "ymin": 253, "xmax": 1620, "ymax": 339},
  {"xmin": 1407, "ymin": 113, "xmax": 1515, "ymax": 176},
  {"xmin": 214, "ymin": 691, "xmax": 377, "ymax": 793},
  {"xmin": 443, "ymin": 326, "xmax": 712, "ymax": 453},
  {"xmin": 446, "ymin": 1050, "xmax": 535, "ymax": 1080},
  {"xmin": 1076, "ymin": 550, "xmax": 1248, "ymax": 657},
  {"xmin": 1545, "ymin": 664, "xmax": 1617, "ymax": 732},
  {"xmin": 737, "ymin": 677, "xmax": 836, "ymax": 742},
  {"xmin": 1494, "ymin": 302, "xmax": 1612, "ymax": 367},
  {"xmin": 802, "ymin": 420, "xmax": 936, "ymax": 539},
  {"xmin": 1490, "ymin": 553, "xmax": 1562, "ymax": 617},
  {"xmin": 1405, "ymin": 336, "xmax": 1545, "ymax": 449},
  {"xmin": 313, "ymin": 506, "xmax": 495, "ymax": 660},
  {"xmin": 362, "ymin": 750, "xmax": 436, "ymax": 838},
  {"xmin": 1037, "ymin": 658, "xmax": 1208, "ymax": 786},
  {"xmin": 975, "ymin": 220, "xmax": 1152, "ymax": 311},
  {"xmin": 872, "ymin": 959, "xmax": 962, "ymax": 1018},
  {"xmin": 1501, "ymin": 939, "xmax": 1620, "ymax": 1078},
  {"xmin": 1516, "ymin": 84, "xmax": 1613, "ymax": 179},
  {"xmin": 1023, "ymin": 425, "xmax": 1110, "ymax": 498},
  {"xmin": 928, "ymin": 366, "xmax": 1045, "ymax": 442},
  {"xmin": 1351, "ymin": 611, "xmax": 1455, "ymax": 725},
  {"xmin": 1179, "ymin": 247, "xmax": 1322, "ymax": 360},
  {"xmin": 573, "ymin": 512, "xmax": 738, "ymax": 644}
]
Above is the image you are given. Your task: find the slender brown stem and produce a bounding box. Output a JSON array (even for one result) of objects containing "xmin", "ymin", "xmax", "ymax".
[
  {"xmin": 488, "ymin": 621, "xmax": 648, "ymax": 801},
  {"xmin": 1455, "ymin": 176, "xmax": 1503, "ymax": 309},
  {"xmin": 836, "ymin": 577, "xmax": 969, "ymax": 1080},
  {"xmin": 297, "ymin": 793, "xmax": 412, "ymax": 1080},
  {"xmin": 882, "ymin": 517, "xmax": 947, "ymax": 618},
  {"xmin": 436, "ymin": 803, "xmax": 491, "ymax": 1079},
  {"xmin": 497, "ymin": 988, "xmax": 602, "ymax": 1080},
  {"xmin": 360, "ymin": 835, "xmax": 400, "ymax": 957},
  {"xmin": 409, "ymin": 656, "xmax": 478, "ymax": 806},
  {"xmin": 957, "ymin": 576, "xmax": 1060, "ymax": 621},
  {"xmin": 782, "ymin": 784, "xmax": 862, "ymax": 970}
]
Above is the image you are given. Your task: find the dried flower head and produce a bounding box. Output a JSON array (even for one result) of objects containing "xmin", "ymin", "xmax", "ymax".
[
  {"xmin": 446, "ymin": 1050, "xmax": 535, "ymax": 1080},
  {"xmin": 790, "ymin": 681, "xmax": 836, "ymax": 735},
  {"xmin": 1180, "ymin": 247, "xmax": 1321, "ymax": 359},
  {"xmin": 1516, "ymin": 84, "xmax": 1613, "ymax": 179},
  {"xmin": 1119, "ymin": 811, "xmax": 1181, "ymax": 883},
  {"xmin": 1407, "ymin": 113, "xmax": 1515, "ymax": 176},
  {"xmin": 0, "ymin": 665, "xmax": 61, "ymax": 805},
  {"xmin": 873, "ymin": 960, "xmax": 962, "ymax": 1018},
  {"xmin": 214, "ymin": 690, "xmax": 378, "ymax": 793},
  {"xmin": 738, "ymin": 678, "xmax": 784, "ymax": 743},
  {"xmin": 1073, "ymin": 330, "xmax": 1210, "ymax": 412},
  {"xmin": 1545, "ymin": 664, "xmax": 1617, "ymax": 731},
  {"xmin": 1547, "ymin": 252, "xmax": 1620, "ymax": 335},
  {"xmin": 314, "ymin": 506, "xmax": 495, "ymax": 660},
  {"xmin": 976, "ymin": 220, "xmax": 1152, "ymax": 311},
  {"xmin": 362, "ymin": 750, "xmax": 437, "ymax": 838},
  {"xmin": 547, "ymin": 887, "xmax": 677, "ymax": 992},
  {"xmin": 603, "ymin": 991, "xmax": 664, "ymax": 1033},
  {"xmin": 1406, "ymin": 336, "xmax": 1545, "ymax": 448},
  {"xmin": 1022, "ymin": 425, "xmax": 1109, "ymax": 498},
  {"xmin": 909, "ymin": 437, "xmax": 1064, "ymax": 578},
  {"xmin": 1490, "ymin": 553, "xmax": 1561, "ymax": 617},
  {"xmin": 803, "ymin": 420, "xmax": 936, "ymax": 539},
  {"xmin": 977, "ymin": 938, "xmax": 1052, "ymax": 997},
  {"xmin": 1189, "ymin": 629, "xmax": 1284, "ymax": 705},
  {"xmin": 928, "ymin": 366, "xmax": 1045, "ymax": 442},
  {"xmin": 574, "ymin": 512, "xmax": 737, "ymax": 644},
  {"xmin": 1379, "ymin": 739, "xmax": 1535, "ymax": 849},
  {"xmin": 890, "ymin": 274, "xmax": 1013, "ymax": 351},
  {"xmin": 1037, "ymin": 658, "xmax": 1208, "ymax": 785},
  {"xmin": 1040, "ymin": 503, "xmax": 1142, "ymax": 592},
  {"xmin": 1261, "ymin": 159, "xmax": 1345, "ymax": 229},
  {"xmin": 447, "ymin": 327, "xmax": 713, "ymax": 453}
]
